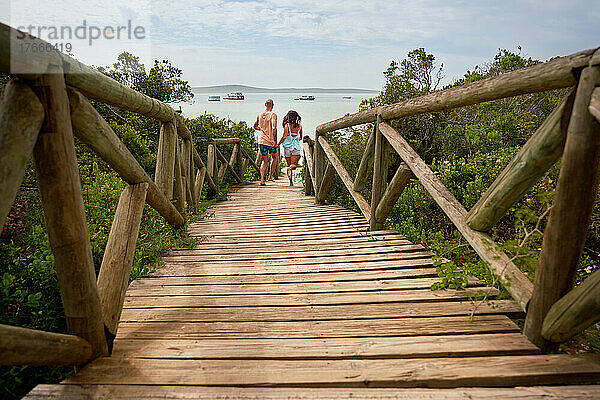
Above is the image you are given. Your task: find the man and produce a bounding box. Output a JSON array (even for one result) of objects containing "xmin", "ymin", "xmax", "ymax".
[{"xmin": 253, "ymin": 98, "xmax": 278, "ymax": 185}]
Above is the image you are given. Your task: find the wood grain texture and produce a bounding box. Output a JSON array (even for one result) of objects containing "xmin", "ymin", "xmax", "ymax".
[
  {"xmin": 0, "ymin": 324, "xmax": 92, "ymax": 366},
  {"xmin": 111, "ymin": 333, "xmax": 538, "ymax": 359},
  {"xmin": 114, "ymin": 315, "xmax": 520, "ymax": 339},
  {"xmin": 122, "ymin": 288, "xmax": 497, "ymax": 308},
  {"xmin": 0, "ymin": 79, "xmax": 44, "ymax": 233},
  {"xmin": 525, "ymin": 65, "xmax": 600, "ymax": 350},
  {"xmin": 65, "ymin": 355, "xmax": 600, "ymax": 387},
  {"xmin": 118, "ymin": 300, "xmax": 523, "ymax": 323},
  {"xmin": 154, "ymin": 120, "xmax": 177, "ymax": 199},
  {"xmin": 97, "ymin": 183, "xmax": 148, "ymax": 337},
  {"xmin": 23, "ymin": 385, "xmax": 600, "ymax": 399},
  {"xmin": 32, "ymin": 66, "xmax": 107, "ymax": 358},
  {"xmin": 543, "ymin": 267, "xmax": 600, "ymax": 343}
]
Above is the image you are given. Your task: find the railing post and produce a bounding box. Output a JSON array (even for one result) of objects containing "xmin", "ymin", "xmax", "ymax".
[
  {"xmin": 154, "ymin": 119, "xmax": 177, "ymax": 199},
  {"xmin": 524, "ymin": 65, "xmax": 600, "ymax": 351},
  {"xmin": 173, "ymin": 147, "xmax": 185, "ymax": 212},
  {"xmin": 370, "ymin": 114, "xmax": 389, "ymax": 230},
  {"xmin": 314, "ymin": 130, "xmax": 327, "ymax": 203},
  {"xmin": 188, "ymin": 144, "xmax": 197, "ymax": 206},
  {"xmin": 207, "ymin": 143, "xmax": 217, "ymax": 193},
  {"xmin": 31, "ymin": 65, "xmax": 108, "ymax": 358},
  {"xmin": 0, "ymin": 80, "xmax": 44, "ymax": 233},
  {"xmin": 97, "ymin": 182, "xmax": 148, "ymax": 347}
]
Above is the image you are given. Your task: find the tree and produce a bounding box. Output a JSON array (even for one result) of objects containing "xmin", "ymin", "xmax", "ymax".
[{"xmin": 97, "ymin": 52, "xmax": 193, "ymax": 104}]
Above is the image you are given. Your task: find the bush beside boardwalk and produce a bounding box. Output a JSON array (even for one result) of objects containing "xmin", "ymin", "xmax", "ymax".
[{"xmin": 319, "ymin": 48, "xmax": 600, "ymax": 354}]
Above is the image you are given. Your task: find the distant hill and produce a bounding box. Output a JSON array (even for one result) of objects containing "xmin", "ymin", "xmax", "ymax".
[{"xmin": 192, "ymin": 84, "xmax": 379, "ymax": 94}]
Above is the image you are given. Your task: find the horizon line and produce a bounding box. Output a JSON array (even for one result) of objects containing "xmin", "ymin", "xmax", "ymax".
[{"xmin": 191, "ymin": 83, "xmax": 380, "ymax": 92}]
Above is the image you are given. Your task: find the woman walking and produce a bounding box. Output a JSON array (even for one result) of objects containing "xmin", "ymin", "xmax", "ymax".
[{"xmin": 277, "ymin": 110, "xmax": 303, "ymax": 186}]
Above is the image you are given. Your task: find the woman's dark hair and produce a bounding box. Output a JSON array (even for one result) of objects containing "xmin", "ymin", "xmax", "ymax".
[{"xmin": 284, "ymin": 110, "xmax": 301, "ymax": 128}]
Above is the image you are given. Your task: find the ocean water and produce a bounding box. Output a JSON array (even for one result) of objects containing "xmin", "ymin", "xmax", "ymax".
[{"xmin": 177, "ymin": 91, "xmax": 376, "ymax": 140}]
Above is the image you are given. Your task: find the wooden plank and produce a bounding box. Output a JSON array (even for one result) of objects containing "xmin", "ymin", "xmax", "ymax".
[
  {"xmin": 162, "ymin": 244, "xmax": 429, "ymax": 262},
  {"xmin": 131, "ymin": 267, "xmax": 436, "ymax": 285},
  {"xmin": 97, "ymin": 183, "xmax": 148, "ymax": 337},
  {"xmin": 122, "ymin": 288, "xmax": 497, "ymax": 308},
  {"xmin": 525, "ymin": 65, "xmax": 600, "ymax": 349},
  {"xmin": 23, "ymin": 385, "xmax": 600, "ymax": 399},
  {"xmin": 315, "ymin": 47, "xmax": 597, "ymax": 134},
  {"xmin": 180, "ymin": 238, "xmax": 413, "ymax": 253},
  {"xmin": 379, "ymin": 122, "xmax": 533, "ymax": 312},
  {"xmin": 192, "ymin": 213, "xmax": 366, "ymax": 226},
  {"xmin": 353, "ymin": 127, "xmax": 375, "ymax": 191},
  {"xmin": 467, "ymin": 91, "xmax": 574, "ymax": 231},
  {"xmin": 543, "ymin": 267, "xmax": 600, "ymax": 343},
  {"xmin": 64, "ymin": 355, "xmax": 600, "ymax": 386},
  {"xmin": 315, "ymin": 162, "xmax": 336, "ymax": 203},
  {"xmin": 111, "ymin": 333, "xmax": 538, "ymax": 359},
  {"xmin": 123, "ymin": 277, "xmax": 462, "ymax": 296},
  {"xmin": 162, "ymin": 252, "xmax": 433, "ymax": 268},
  {"xmin": 374, "ymin": 163, "xmax": 412, "ymax": 226},
  {"xmin": 188, "ymin": 230, "xmax": 399, "ymax": 245},
  {"xmin": 188, "ymin": 225, "xmax": 373, "ymax": 237},
  {"xmin": 0, "ymin": 79, "xmax": 44, "ymax": 233},
  {"xmin": 154, "ymin": 120, "xmax": 177, "ymax": 199},
  {"xmin": 114, "ymin": 315, "xmax": 521, "ymax": 339},
  {"xmin": 118, "ymin": 300, "xmax": 524, "ymax": 322},
  {"xmin": 67, "ymin": 88, "xmax": 185, "ymax": 227},
  {"xmin": 157, "ymin": 258, "xmax": 435, "ymax": 277},
  {"xmin": 0, "ymin": 324, "xmax": 92, "ymax": 366},
  {"xmin": 31, "ymin": 66, "xmax": 107, "ymax": 358},
  {"xmin": 318, "ymin": 136, "xmax": 372, "ymax": 220}
]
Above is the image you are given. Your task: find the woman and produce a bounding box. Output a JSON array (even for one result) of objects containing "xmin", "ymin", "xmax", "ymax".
[{"xmin": 277, "ymin": 110, "xmax": 303, "ymax": 186}]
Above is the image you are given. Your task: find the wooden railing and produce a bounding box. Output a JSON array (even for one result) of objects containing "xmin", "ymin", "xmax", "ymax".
[
  {"xmin": 0, "ymin": 23, "xmax": 257, "ymax": 366},
  {"xmin": 305, "ymin": 46, "xmax": 600, "ymax": 351}
]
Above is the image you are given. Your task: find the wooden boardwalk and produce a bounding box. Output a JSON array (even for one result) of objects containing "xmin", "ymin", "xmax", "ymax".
[{"xmin": 27, "ymin": 180, "xmax": 600, "ymax": 398}]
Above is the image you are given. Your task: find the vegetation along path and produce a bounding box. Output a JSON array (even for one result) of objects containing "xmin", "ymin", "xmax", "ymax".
[{"xmin": 26, "ymin": 179, "xmax": 600, "ymax": 398}]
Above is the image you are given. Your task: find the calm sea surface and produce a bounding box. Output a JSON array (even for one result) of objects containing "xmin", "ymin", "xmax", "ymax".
[{"xmin": 177, "ymin": 91, "xmax": 376, "ymax": 140}]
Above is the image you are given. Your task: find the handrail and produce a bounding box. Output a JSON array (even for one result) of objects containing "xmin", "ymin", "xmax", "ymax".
[
  {"xmin": 0, "ymin": 23, "xmax": 258, "ymax": 367},
  {"xmin": 308, "ymin": 46, "xmax": 600, "ymax": 352}
]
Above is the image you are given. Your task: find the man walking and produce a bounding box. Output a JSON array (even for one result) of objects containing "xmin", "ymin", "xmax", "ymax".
[{"xmin": 253, "ymin": 99, "xmax": 278, "ymax": 185}]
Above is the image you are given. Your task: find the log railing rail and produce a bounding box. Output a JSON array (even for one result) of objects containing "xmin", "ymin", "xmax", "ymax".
[
  {"xmin": 306, "ymin": 45, "xmax": 600, "ymax": 351},
  {"xmin": 0, "ymin": 23, "xmax": 258, "ymax": 366}
]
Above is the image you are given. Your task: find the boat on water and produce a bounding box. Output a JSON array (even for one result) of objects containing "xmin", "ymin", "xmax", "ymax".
[
  {"xmin": 294, "ymin": 95, "xmax": 315, "ymax": 101},
  {"xmin": 342, "ymin": 96, "xmax": 352, "ymax": 99},
  {"xmin": 208, "ymin": 95, "xmax": 221, "ymax": 101},
  {"xmin": 223, "ymin": 92, "xmax": 245, "ymax": 100}
]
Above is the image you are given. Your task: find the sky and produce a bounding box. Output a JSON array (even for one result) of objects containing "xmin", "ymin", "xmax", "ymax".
[{"xmin": 3, "ymin": 0, "xmax": 599, "ymax": 90}]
